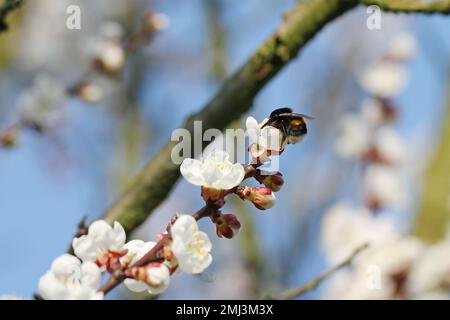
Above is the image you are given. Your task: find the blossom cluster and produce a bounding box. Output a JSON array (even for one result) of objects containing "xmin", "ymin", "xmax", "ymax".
[
  {"xmin": 38, "ymin": 112, "xmax": 308, "ymax": 299},
  {"xmin": 321, "ymin": 33, "xmax": 450, "ymax": 300},
  {"xmin": 322, "ymin": 203, "xmax": 450, "ymax": 299},
  {"xmin": 0, "ymin": 12, "xmax": 169, "ymax": 149},
  {"xmin": 335, "ymin": 32, "xmax": 413, "ymax": 211},
  {"xmin": 39, "ymin": 216, "xmax": 212, "ymax": 300}
]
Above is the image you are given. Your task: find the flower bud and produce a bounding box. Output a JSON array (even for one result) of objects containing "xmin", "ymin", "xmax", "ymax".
[
  {"xmin": 143, "ymin": 11, "xmax": 170, "ymax": 33},
  {"xmin": 125, "ymin": 262, "xmax": 171, "ymax": 294},
  {"xmin": 211, "ymin": 213, "xmax": 241, "ymax": 239},
  {"xmin": 255, "ymin": 171, "xmax": 284, "ymax": 192},
  {"xmin": 93, "ymin": 44, "xmax": 125, "ymax": 74},
  {"xmin": 239, "ymin": 186, "xmax": 276, "ymax": 210},
  {"xmin": 69, "ymin": 82, "xmax": 103, "ymax": 103},
  {"xmin": 0, "ymin": 130, "xmax": 19, "ymax": 148}
]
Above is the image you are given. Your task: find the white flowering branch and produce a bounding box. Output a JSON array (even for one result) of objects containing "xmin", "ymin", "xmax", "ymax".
[
  {"xmin": 98, "ymin": 163, "xmax": 260, "ymax": 295},
  {"xmin": 98, "ymin": 0, "xmax": 450, "ymax": 237},
  {"xmin": 100, "ymin": 0, "xmax": 360, "ymax": 234},
  {"xmin": 0, "ymin": 10, "xmax": 168, "ymax": 148},
  {"xmin": 274, "ymin": 243, "xmax": 369, "ymax": 300},
  {"xmin": 361, "ymin": 0, "xmax": 450, "ymax": 14}
]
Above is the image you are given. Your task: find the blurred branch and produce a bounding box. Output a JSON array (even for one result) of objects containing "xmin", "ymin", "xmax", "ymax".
[
  {"xmin": 273, "ymin": 243, "xmax": 369, "ymax": 300},
  {"xmin": 361, "ymin": 0, "xmax": 450, "ymax": 13},
  {"xmin": 413, "ymin": 78, "xmax": 450, "ymax": 243},
  {"xmin": 206, "ymin": 0, "xmax": 228, "ymax": 81},
  {"xmin": 101, "ymin": 0, "xmax": 360, "ymax": 232},
  {"xmin": 0, "ymin": 0, "xmax": 23, "ymax": 32}
]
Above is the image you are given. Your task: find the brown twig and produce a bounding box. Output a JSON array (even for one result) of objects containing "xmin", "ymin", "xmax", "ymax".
[{"xmin": 273, "ymin": 243, "xmax": 369, "ymax": 300}]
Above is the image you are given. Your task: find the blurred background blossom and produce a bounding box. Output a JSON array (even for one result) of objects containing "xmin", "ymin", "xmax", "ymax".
[{"xmin": 1, "ymin": 0, "xmax": 450, "ymax": 300}]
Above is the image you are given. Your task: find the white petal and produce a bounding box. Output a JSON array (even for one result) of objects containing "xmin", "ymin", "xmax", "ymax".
[
  {"xmin": 88, "ymin": 220, "xmax": 113, "ymax": 241},
  {"xmin": 202, "ymin": 159, "xmax": 226, "ymax": 188},
  {"xmin": 38, "ymin": 272, "xmax": 69, "ymax": 300},
  {"xmin": 361, "ymin": 62, "xmax": 408, "ymax": 98},
  {"xmin": 246, "ymin": 116, "xmax": 260, "ymax": 143},
  {"xmin": 80, "ymin": 262, "xmax": 102, "ymax": 289},
  {"xmin": 72, "ymin": 235, "xmax": 99, "ymax": 262},
  {"xmin": 146, "ymin": 265, "xmax": 171, "ymax": 295},
  {"xmin": 171, "ymin": 215, "xmax": 198, "ymax": 241},
  {"xmin": 196, "ymin": 231, "xmax": 212, "ymax": 252},
  {"xmin": 124, "ymin": 279, "xmax": 149, "ymax": 293},
  {"xmin": 111, "ymin": 221, "xmax": 126, "ymax": 249},
  {"xmin": 214, "ymin": 163, "xmax": 245, "ymax": 190},
  {"xmin": 121, "ymin": 240, "xmax": 156, "ymax": 265},
  {"xmin": 51, "ymin": 254, "xmax": 81, "ymax": 279},
  {"xmin": 180, "ymin": 158, "xmax": 207, "ymax": 186},
  {"xmin": 260, "ymin": 126, "xmax": 282, "ymax": 150}
]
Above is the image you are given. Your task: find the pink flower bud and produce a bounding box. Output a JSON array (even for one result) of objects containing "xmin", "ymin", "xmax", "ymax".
[
  {"xmin": 255, "ymin": 172, "xmax": 284, "ymax": 192},
  {"xmin": 211, "ymin": 213, "xmax": 241, "ymax": 239},
  {"xmin": 239, "ymin": 186, "xmax": 276, "ymax": 210}
]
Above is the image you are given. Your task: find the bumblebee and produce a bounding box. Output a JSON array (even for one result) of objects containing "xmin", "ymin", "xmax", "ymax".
[{"xmin": 262, "ymin": 108, "xmax": 313, "ymax": 146}]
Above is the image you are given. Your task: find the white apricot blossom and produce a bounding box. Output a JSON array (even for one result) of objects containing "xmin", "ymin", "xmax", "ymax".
[
  {"xmin": 334, "ymin": 114, "xmax": 372, "ymax": 159},
  {"xmin": 387, "ymin": 32, "xmax": 416, "ymax": 61},
  {"xmin": 120, "ymin": 240, "xmax": 171, "ymax": 295},
  {"xmin": 72, "ymin": 220, "xmax": 126, "ymax": 263},
  {"xmin": 407, "ymin": 241, "xmax": 450, "ymax": 297},
  {"xmin": 90, "ymin": 21, "xmax": 125, "ymax": 73},
  {"xmin": 373, "ymin": 128, "xmax": 409, "ymax": 164},
  {"xmin": 246, "ymin": 116, "xmax": 283, "ymax": 161},
  {"xmin": 180, "ymin": 150, "xmax": 245, "ymax": 190},
  {"xmin": 361, "ymin": 61, "xmax": 408, "ymax": 98},
  {"xmin": 171, "ymin": 215, "xmax": 212, "ymax": 274},
  {"xmin": 38, "ymin": 254, "xmax": 103, "ymax": 300},
  {"xmin": 19, "ymin": 73, "xmax": 66, "ymax": 129},
  {"xmin": 325, "ymin": 237, "xmax": 424, "ymax": 300},
  {"xmin": 321, "ymin": 203, "xmax": 399, "ymax": 263},
  {"xmin": 364, "ymin": 166, "xmax": 407, "ymax": 208},
  {"xmin": 356, "ymin": 237, "xmax": 423, "ymax": 277}
]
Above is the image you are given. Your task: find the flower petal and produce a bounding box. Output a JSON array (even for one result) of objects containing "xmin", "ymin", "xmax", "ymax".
[
  {"xmin": 246, "ymin": 116, "xmax": 260, "ymax": 144},
  {"xmin": 260, "ymin": 126, "xmax": 282, "ymax": 151},
  {"xmin": 171, "ymin": 215, "xmax": 198, "ymax": 241},
  {"xmin": 80, "ymin": 262, "xmax": 102, "ymax": 289},
  {"xmin": 180, "ymin": 158, "xmax": 207, "ymax": 186},
  {"xmin": 124, "ymin": 279, "xmax": 149, "ymax": 293},
  {"xmin": 215, "ymin": 163, "xmax": 245, "ymax": 190}
]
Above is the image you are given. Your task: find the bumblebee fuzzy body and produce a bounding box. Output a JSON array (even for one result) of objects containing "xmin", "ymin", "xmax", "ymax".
[{"xmin": 263, "ymin": 108, "xmax": 312, "ymax": 146}]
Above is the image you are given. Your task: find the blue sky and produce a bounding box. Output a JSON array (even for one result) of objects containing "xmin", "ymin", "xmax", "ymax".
[{"xmin": 1, "ymin": 1, "xmax": 450, "ymax": 299}]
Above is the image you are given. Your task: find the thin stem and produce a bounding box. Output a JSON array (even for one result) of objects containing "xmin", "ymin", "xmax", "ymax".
[{"xmin": 274, "ymin": 243, "xmax": 369, "ymax": 300}]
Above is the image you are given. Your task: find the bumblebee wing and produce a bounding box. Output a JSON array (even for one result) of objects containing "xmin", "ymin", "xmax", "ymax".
[
  {"xmin": 296, "ymin": 114, "xmax": 315, "ymax": 120},
  {"xmin": 270, "ymin": 108, "xmax": 293, "ymax": 118}
]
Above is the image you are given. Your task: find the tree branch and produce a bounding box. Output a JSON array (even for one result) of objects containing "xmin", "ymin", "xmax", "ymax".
[
  {"xmin": 273, "ymin": 243, "xmax": 369, "ymax": 300},
  {"xmin": 0, "ymin": 0, "xmax": 23, "ymax": 32},
  {"xmin": 361, "ymin": 0, "xmax": 450, "ymax": 14},
  {"xmin": 413, "ymin": 75, "xmax": 450, "ymax": 242},
  {"xmin": 101, "ymin": 0, "xmax": 360, "ymax": 233}
]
